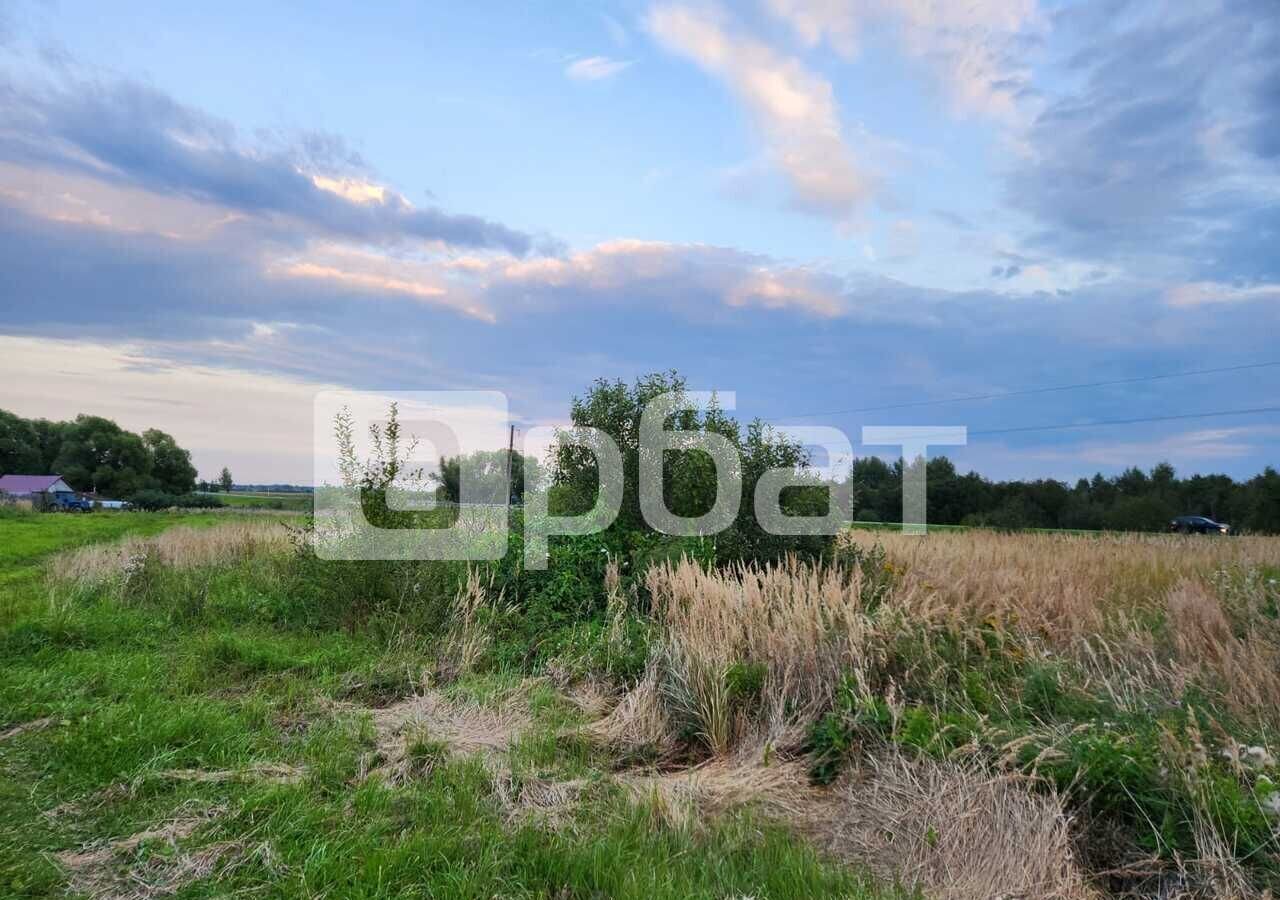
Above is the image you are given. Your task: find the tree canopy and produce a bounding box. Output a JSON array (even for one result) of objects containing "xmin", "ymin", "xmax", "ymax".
[{"xmin": 0, "ymin": 409, "xmax": 198, "ymax": 497}]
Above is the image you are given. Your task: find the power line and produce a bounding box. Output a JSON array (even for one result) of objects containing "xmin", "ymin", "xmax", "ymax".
[
  {"xmin": 773, "ymin": 360, "xmax": 1280, "ymax": 421},
  {"xmin": 875, "ymin": 406, "xmax": 1280, "ymax": 443}
]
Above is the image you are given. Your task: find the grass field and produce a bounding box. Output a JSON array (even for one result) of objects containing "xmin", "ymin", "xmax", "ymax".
[
  {"xmin": 0, "ymin": 510, "xmax": 898, "ymax": 899},
  {"xmin": 211, "ymin": 492, "xmax": 313, "ymax": 512},
  {"xmin": 2, "ymin": 508, "xmax": 1278, "ymax": 898}
]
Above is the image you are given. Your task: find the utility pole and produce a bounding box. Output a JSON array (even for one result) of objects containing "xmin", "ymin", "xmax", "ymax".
[{"xmin": 506, "ymin": 424, "xmax": 515, "ymax": 506}]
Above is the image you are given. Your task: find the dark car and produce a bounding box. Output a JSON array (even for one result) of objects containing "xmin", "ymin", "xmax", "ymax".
[
  {"xmin": 1169, "ymin": 515, "xmax": 1230, "ymax": 534},
  {"xmin": 53, "ymin": 494, "xmax": 93, "ymax": 512}
]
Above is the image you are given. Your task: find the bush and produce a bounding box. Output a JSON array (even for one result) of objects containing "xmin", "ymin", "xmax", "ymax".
[{"xmin": 127, "ymin": 490, "xmax": 225, "ymax": 511}]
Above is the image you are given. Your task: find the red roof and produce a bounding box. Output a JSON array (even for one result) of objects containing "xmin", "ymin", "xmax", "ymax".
[{"xmin": 0, "ymin": 474, "xmax": 68, "ymax": 494}]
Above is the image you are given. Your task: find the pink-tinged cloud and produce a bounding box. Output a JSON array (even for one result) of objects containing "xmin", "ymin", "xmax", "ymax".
[{"xmin": 1164, "ymin": 281, "xmax": 1280, "ymax": 308}]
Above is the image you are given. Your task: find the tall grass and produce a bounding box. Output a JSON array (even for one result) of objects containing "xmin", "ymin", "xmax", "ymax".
[
  {"xmin": 645, "ymin": 557, "xmax": 874, "ymax": 754},
  {"xmin": 600, "ymin": 530, "xmax": 1280, "ymax": 894},
  {"xmin": 49, "ymin": 520, "xmax": 291, "ymax": 587}
]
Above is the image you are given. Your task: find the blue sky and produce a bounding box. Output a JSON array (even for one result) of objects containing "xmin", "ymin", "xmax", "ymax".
[{"xmin": 0, "ymin": 0, "xmax": 1277, "ymax": 483}]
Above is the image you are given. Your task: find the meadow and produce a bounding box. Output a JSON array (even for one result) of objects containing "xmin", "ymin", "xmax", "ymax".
[
  {"xmin": 1, "ymin": 505, "xmax": 1278, "ymax": 898},
  {"xmin": 207, "ymin": 492, "xmax": 313, "ymax": 512}
]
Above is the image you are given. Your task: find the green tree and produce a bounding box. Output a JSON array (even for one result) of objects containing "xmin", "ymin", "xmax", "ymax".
[
  {"xmin": 552, "ymin": 371, "xmax": 826, "ymax": 560},
  {"xmin": 219, "ymin": 467, "xmax": 234, "ymax": 493},
  {"xmin": 52, "ymin": 415, "xmax": 151, "ymax": 495},
  {"xmin": 848, "ymin": 456, "xmax": 897, "ymax": 522},
  {"xmin": 432, "ymin": 449, "xmax": 541, "ymax": 504},
  {"xmin": 143, "ymin": 428, "xmax": 197, "ymax": 494},
  {"xmin": 0, "ymin": 409, "xmax": 41, "ymax": 474},
  {"xmin": 30, "ymin": 419, "xmax": 67, "ymax": 472}
]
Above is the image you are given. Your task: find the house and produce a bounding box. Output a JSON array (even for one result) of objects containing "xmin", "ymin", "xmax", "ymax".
[{"xmin": 0, "ymin": 474, "xmax": 78, "ymax": 502}]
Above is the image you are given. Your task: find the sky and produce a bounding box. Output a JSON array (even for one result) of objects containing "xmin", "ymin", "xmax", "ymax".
[{"xmin": 0, "ymin": 0, "xmax": 1277, "ymax": 484}]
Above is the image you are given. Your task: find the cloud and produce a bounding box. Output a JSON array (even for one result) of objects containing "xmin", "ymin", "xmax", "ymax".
[
  {"xmin": 0, "ymin": 73, "xmax": 535, "ymax": 255},
  {"xmin": 0, "ymin": 334, "xmax": 337, "ymax": 482},
  {"xmin": 762, "ymin": 0, "xmax": 1040, "ymax": 124},
  {"xmin": 1025, "ymin": 427, "xmax": 1280, "ymax": 468},
  {"xmin": 6, "ymin": 198, "xmax": 1280, "ymax": 483},
  {"xmin": 565, "ymin": 55, "xmax": 633, "ymax": 80},
  {"xmin": 267, "ymin": 243, "xmax": 496, "ymax": 322},
  {"xmin": 645, "ymin": 3, "xmax": 874, "ymax": 219},
  {"xmin": 1164, "ymin": 281, "xmax": 1280, "ymax": 308},
  {"xmin": 1005, "ymin": 0, "xmax": 1280, "ymax": 273}
]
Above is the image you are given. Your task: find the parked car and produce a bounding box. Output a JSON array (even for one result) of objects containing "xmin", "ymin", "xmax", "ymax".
[
  {"xmin": 1169, "ymin": 515, "xmax": 1230, "ymax": 534},
  {"xmin": 53, "ymin": 494, "xmax": 93, "ymax": 513}
]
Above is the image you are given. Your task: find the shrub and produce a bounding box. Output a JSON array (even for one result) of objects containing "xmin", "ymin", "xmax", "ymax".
[{"xmin": 127, "ymin": 489, "xmax": 225, "ymax": 510}]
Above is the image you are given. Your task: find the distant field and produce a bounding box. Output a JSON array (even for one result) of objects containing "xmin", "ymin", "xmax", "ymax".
[
  {"xmin": 0, "ymin": 509, "xmax": 286, "ymax": 626},
  {"xmin": 211, "ymin": 491, "xmax": 312, "ymax": 511},
  {"xmin": 849, "ymin": 519, "xmax": 1103, "ymax": 535}
]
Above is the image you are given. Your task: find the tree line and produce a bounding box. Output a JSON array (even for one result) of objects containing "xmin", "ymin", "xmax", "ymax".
[
  {"xmin": 851, "ymin": 456, "xmax": 1280, "ymax": 533},
  {"xmin": 0, "ymin": 409, "xmax": 198, "ymax": 498},
  {"xmin": 6, "ymin": 387, "xmax": 1278, "ymax": 532}
]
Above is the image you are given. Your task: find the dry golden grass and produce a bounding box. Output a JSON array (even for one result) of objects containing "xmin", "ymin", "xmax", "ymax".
[
  {"xmin": 619, "ymin": 757, "xmax": 818, "ymax": 831},
  {"xmin": 355, "ymin": 686, "xmax": 529, "ymax": 784},
  {"xmin": 820, "ymin": 754, "xmax": 1094, "ymax": 900},
  {"xmin": 644, "ymin": 557, "xmax": 874, "ymax": 754},
  {"xmin": 609, "ymin": 531, "xmax": 1280, "ymax": 756},
  {"xmin": 842, "ymin": 529, "xmax": 1277, "ymax": 638},
  {"xmin": 50, "ymin": 521, "xmax": 290, "ymax": 586},
  {"xmin": 615, "ymin": 749, "xmax": 1094, "ymax": 900},
  {"xmin": 597, "ymin": 531, "xmax": 1280, "ymax": 895},
  {"xmin": 842, "ymin": 529, "xmax": 1280, "ymax": 730}
]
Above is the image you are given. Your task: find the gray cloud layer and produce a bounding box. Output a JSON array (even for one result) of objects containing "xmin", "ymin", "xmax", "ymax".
[
  {"xmin": 1007, "ymin": 0, "xmax": 1280, "ymax": 276},
  {"xmin": 0, "ymin": 75, "xmax": 535, "ymax": 255}
]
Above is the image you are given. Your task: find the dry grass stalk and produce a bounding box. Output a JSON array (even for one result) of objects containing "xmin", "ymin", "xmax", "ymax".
[
  {"xmin": 618, "ymin": 757, "xmax": 817, "ymax": 831},
  {"xmin": 439, "ymin": 566, "xmax": 509, "ymax": 679},
  {"xmin": 150, "ymin": 763, "xmax": 305, "ymax": 785},
  {"xmin": 0, "ymin": 716, "xmax": 53, "ymax": 740},
  {"xmin": 51, "ymin": 521, "xmax": 289, "ymax": 587},
  {"xmin": 56, "ymin": 803, "xmax": 238, "ymax": 899},
  {"xmin": 840, "ymin": 530, "xmax": 1277, "ymax": 636},
  {"xmin": 586, "ymin": 664, "xmax": 674, "ymax": 758},
  {"xmin": 645, "ymin": 556, "xmax": 873, "ymax": 754},
  {"xmin": 493, "ymin": 773, "xmax": 591, "ymax": 829},
  {"xmin": 1163, "ymin": 578, "xmax": 1280, "ymax": 729},
  {"xmin": 819, "ymin": 753, "xmax": 1094, "ymax": 900},
  {"xmin": 604, "ymin": 557, "xmax": 629, "ymax": 654},
  {"xmin": 359, "ymin": 687, "xmax": 529, "ymax": 783}
]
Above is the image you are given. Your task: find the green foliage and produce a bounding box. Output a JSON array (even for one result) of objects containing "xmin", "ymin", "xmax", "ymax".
[
  {"xmin": 551, "ymin": 372, "xmax": 834, "ymax": 563},
  {"xmin": 128, "ymin": 489, "xmax": 226, "ymax": 511},
  {"xmin": 431, "ymin": 448, "xmax": 541, "ymax": 504},
  {"xmin": 850, "ymin": 454, "xmax": 1280, "ymax": 534},
  {"xmin": 0, "ymin": 408, "xmax": 200, "ymax": 497},
  {"xmin": 832, "ymin": 539, "xmax": 895, "ymax": 609},
  {"xmin": 529, "ymin": 614, "xmax": 654, "ymax": 684},
  {"xmin": 0, "ymin": 408, "xmax": 42, "ymax": 474},
  {"xmin": 141, "ymin": 428, "xmax": 198, "ymax": 494},
  {"xmin": 724, "ymin": 660, "xmax": 766, "ymax": 704},
  {"xmin": 0, "ymin": 511, "xmax": 898, "ymax": 900}
]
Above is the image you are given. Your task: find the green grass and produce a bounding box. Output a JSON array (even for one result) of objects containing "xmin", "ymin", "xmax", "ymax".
[
  {"xmin": 0, "ymin": 509, "xmax": 271, "ymax": 627},
  {"xmin": 207, "ymin": 491, "xmax": 312, "ymax": 511},
  {"xmin": 0, "ymin": 510, "xmax": 897, "ymax": 898}
]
